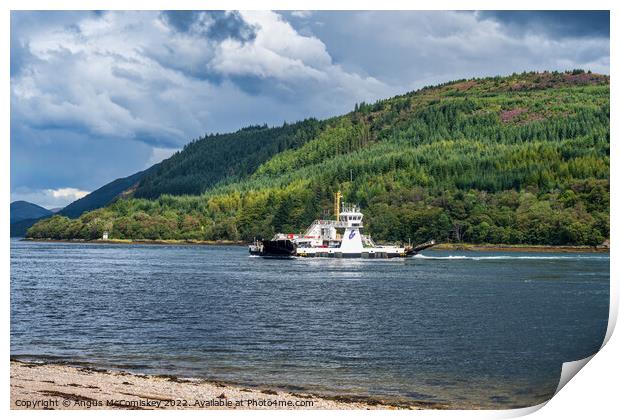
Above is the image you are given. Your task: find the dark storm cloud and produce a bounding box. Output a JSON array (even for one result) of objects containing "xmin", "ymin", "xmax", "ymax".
[
  {"xmin": 10, "ymin": 124, "xmax": 152, "ymax": 192},
  {"xmin": 478, "ymin": 11, "xmax": 609, "ymax": 39},
  {"xmin": 160, "ymin": 11, "xmax": 257, "ymax": 42},
  {"xmin": 141, "ymin": 11, "xmax": 258, "ymax": 82},
  {"xmin": 161, "ymin": 10, "xmax": 196, "ymax": 32}
]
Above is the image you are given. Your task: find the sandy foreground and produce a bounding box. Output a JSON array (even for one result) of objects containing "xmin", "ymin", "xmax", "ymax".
[{"xmin": 10, "ymin": 361, "xmax": 445, "ymax": 410}]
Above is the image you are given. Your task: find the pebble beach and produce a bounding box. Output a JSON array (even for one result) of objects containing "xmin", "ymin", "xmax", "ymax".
[{"xmin": 10, "ymin": 360, "xmax": 444, "ymax": 410}]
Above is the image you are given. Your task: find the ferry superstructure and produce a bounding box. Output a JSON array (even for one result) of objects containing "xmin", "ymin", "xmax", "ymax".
[{"xmin": 251, "ymin": 192, "xmax": 435, "ymax": 258}]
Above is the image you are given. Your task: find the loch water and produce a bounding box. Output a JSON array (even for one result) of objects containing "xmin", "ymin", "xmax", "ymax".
[{"xmin": 10, "ymin": 239, "xmax": 609, "ymax": 408}]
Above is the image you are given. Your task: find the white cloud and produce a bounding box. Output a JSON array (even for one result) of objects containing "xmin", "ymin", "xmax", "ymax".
[
  {"xmin": 11, "ymin": 187, "xmax": 90, "ymax": 209},
  {"xmin": 50, "ymin": 188, "xmax": 88, "ymax": 200},
  {"xmin": 12, "ymin": 11, "xmax": 196, "ymax": 147},
  {"xmin": 210, "ymin": 11, "xmax": 391, "ymax": 109},
  {"xmin": 12, "ymin": 11, "xmax": 388, "ymax": 151},
  {"xmin": 291, "ymin": 11, "xmax": 312, "ymax": 19}
]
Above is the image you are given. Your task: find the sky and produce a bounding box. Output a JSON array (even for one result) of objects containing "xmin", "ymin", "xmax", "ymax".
[{"xmin": 10, "ymin": 10, "xmax": 610, "ymax": 209}]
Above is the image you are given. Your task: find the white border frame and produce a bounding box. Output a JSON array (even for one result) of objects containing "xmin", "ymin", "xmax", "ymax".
[{"xmin": 3, "ymin": 2, "xmax": 616, "ymax": 419}]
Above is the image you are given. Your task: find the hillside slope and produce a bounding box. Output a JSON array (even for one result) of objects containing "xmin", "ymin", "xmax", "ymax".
[
  {"xmin": 27, "ymin": 71, "xmax": 610, "ymax": 246},
  {"xmin": 10, "ymin": 201, "xmax": 52, "ymax": 223},
  {"xmin": 133, "ymin": 119, "xmax": 324, "ymax": 198},
  {"xmin": 59, "ymin": 170, "xmax": 150, "ymax": 219}
]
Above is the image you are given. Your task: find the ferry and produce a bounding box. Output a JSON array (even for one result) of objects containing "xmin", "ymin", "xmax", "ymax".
[{"xmin": 250, "ymin": 192, "xmax": 435, "ymax": 258}]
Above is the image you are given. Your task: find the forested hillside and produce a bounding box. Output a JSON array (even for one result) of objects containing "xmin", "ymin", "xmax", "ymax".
[
  {"xmin": 27, "ymin": 71, "xmax": 610, "ymax": 246},
  {"xmin": 134, "ymin": 119, "xmax": 324, "ymax": 198}
]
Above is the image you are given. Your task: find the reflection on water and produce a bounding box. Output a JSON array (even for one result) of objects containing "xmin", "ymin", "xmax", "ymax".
[{"xmin": 10, "ymin": 239, "xmax": 609, "ymax": 408}]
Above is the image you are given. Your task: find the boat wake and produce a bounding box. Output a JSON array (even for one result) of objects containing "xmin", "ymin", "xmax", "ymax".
[{"xmin": 413, "ymin": 254, "xmax": 609, "ymax": 261}]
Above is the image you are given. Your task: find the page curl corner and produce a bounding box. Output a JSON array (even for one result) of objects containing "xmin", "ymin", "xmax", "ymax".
[{"xmin": 554, "ymin": 355, "xmax": 595, "ymax": 396}]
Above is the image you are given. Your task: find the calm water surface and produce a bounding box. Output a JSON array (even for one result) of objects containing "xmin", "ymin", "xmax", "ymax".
[{"xmin": 10, "ymin": 239, "xmax": 609, "ymax": 408}]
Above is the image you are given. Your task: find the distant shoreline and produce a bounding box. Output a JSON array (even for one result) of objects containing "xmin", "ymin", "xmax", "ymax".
[
  {"xmin": 19, "ymin": 238, "xmax": 609, "ymax": 253},
  {"xmin": 432, "ymin": 243, "xmax": 609, "ymax": 253},
  {"xmin": 21, "ymin": 238, "xmax": 245, "ymax": 246}
]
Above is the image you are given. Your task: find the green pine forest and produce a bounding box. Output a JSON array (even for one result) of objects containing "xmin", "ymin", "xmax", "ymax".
[{"xmin": 27, "ymin": 70, "xmax": 610, "ymax": 246}]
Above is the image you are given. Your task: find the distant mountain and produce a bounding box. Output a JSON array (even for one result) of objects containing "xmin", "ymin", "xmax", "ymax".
[
  {"xmin": 10, "ymin": 201, "xmax": 52, "ymax": 224},
  {"xmin": 49, "ymin": 207, "xmax": 63, "ymax": 213},
  {"xmin": 58, "ymin": 169, "xmax": 150, "ymax": 219},
  {"xmin": 10, "ymin": 170, "xmax": 150, "ymax": 237},
  {"xmin": 10, "ymin": 201, "xmax": 54, "ymax": 237}
]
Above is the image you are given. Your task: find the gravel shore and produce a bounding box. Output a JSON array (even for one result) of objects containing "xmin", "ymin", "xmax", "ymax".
[{"xmin": 10, "ymin": 361, "xmax": 442, "ymax": 410}]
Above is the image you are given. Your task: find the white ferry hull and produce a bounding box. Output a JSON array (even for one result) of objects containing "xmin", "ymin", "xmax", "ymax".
[
  {"xmin": 295, "ymin": 245, "xmax": 413, "ymax": 258},
  {"xmin": 295, "ymin": 250, "xmax": 412, "ymax": 258}
]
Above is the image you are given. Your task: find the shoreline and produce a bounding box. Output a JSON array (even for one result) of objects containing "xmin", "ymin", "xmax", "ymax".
[
  {"xmin": 19, "ymin": 238, "xmax": 609, "ymax": 253},
  {"xmin": 10, "ymin": 360, "xmax": 448, "ymax": 410},
  {"xmin": 20, "ymin": 238, "xmax": 245, "ymax": 246}
]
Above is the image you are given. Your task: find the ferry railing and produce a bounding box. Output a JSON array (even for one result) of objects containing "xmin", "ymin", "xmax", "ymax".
[{"xmin": 303, "ymin": 219, "xmax": 349, "ymax": 236}]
